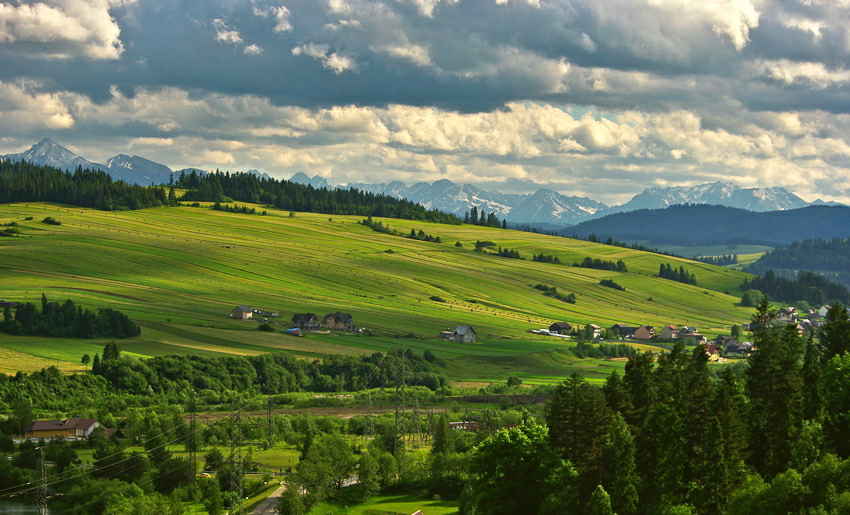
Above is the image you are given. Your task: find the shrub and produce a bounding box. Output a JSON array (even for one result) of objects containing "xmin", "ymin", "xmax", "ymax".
[
  {"xmin": 600, "ymin": 279, "xmax": 625, "ymax": 291},
  {"xmin": 42, "ymin": 216, "xmax": 61, "ymax": 225}
]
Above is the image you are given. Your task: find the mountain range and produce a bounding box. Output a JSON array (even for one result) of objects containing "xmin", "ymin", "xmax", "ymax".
[{"xmin": 1, "ymin": 138, "xmax": 840, "ymax": 225}]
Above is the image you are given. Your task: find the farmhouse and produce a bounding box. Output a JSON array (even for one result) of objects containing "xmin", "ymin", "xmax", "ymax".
[
  {"xmin": 323, "ymin": 312, "xmax": 355, "ymax": 331},
  {"xmin": 659, "ymin": 325, "xmax": 679, "ymax": 340},
  {"xmin": 610, "ymin": 323, "xmax": 637, "ymax": 338},
  {"xmin": 439, "ymin": 331, "xmax": 454, "ymax": 340},
  {"xmin": 548, "ymin": 322, "xmax": 573, "ymax": 335},
  {"xmin": 681, "ymin": 331, "xmax": 707, "ymax": 345},
  {"xmin": 24, "ymin": 418, "xmax": 114, "ymax": 440},
  {"xmin": 586, "ymin": 324, "xmax": 602, "ymax": 339},
  {"xmin": 291, "ymin": 313, "xmax": 319, "ymax": 331},
  {"xmin": 453, "ymin": 325, "xmax": 477, "ymax": 343},
  {"xmin": 633, "ymin": 325, "xmax": 656, "ymax": 340},
  {"xmin": 231, "ymin": 306, "xmax": 253, "ymax": 320}
]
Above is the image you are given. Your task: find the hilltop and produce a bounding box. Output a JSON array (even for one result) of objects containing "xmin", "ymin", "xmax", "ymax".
[{"xmin": 0, "ymin": 202, "xmax": 754, "ymax": 382}]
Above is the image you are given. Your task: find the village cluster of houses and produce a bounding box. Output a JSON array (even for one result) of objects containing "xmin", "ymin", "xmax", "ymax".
[
  {"xmin": 230, "ymin": 305, "xmax": 360, "ymax": 334},
  {"xmin": 540, "ymin": 321, "xmax": 753, "ymax": 358}
]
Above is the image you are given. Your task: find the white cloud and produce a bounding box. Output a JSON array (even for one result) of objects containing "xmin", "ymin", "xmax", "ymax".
[
  {"xmin": 213, "ymin": 19, "xmax": 242, "ymax": 44},
  {"xmin": 382, "ymin": 43, "xmax": 431, "ymax": 67},
  {"xmin": 0, "ymin": 80, "xmax": 76, "ymax": 129},
  {"xmin": 647, "ymin": 0, "xmax": 760, "ymax": 50},
  {"xmin": 0, "ymin": 0, "xmax": 125, "ymax": 59},
  {"xmin": 244, "ymin": 43, "xmax": 264, "ymax": 55},
  {"xmin": 202, "ymin": 150, "xmax": 235, "ymax": 164},
  {"xmin": 130, "ymin": 137, "xmax": 173, "ymax": 147},
  {"xmin": 754, "ymin": 59, "xmax": 850, "ymax": 88},
  {"xmin": 253, "ymin": 5, "xmax": 293, "ymax": 32},
  {"xmin": 292, "ymin": 43, "xmax": 356, "ymax": 73}
]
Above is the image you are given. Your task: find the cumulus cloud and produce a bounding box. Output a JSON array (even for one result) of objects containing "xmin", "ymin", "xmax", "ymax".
[
  {"xmin": 0, "ymin": 0, "xmax": 125, "ymax": 59},
  {"xmin": 213, "ymin": 19, "xmax": 242, "ymax": 44},
  {"xmin": 244, "ymin": 43, "xmax": 263, "ymax": 55},
  {"xmin": 292, "ymin": 43, "xmax": 356, "ymax": 73},
  {"xmin": 253, "ymin": 5, "xmax": 292, "ymax": 32}
]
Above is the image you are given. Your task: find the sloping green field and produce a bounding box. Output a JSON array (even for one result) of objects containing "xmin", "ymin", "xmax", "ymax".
[{"xmin": 0, "ymin": 202, "xmax": 755, "ymax": 381}]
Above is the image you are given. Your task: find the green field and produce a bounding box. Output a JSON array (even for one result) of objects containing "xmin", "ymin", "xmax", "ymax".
[{"xmin": 0, "ymin": 202, "xmax": 756, "ymax": 383}]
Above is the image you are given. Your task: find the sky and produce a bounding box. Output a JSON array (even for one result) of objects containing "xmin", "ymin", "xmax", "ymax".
[{"xmin": 0, "ymin": 0, "xmax": 849, "ymax": 205}]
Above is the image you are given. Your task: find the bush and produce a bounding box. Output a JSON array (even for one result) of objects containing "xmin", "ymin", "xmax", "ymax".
[
  {"xmin": 429, "ymin": 296, "xmax": 446, "ymax": 303},
  {"xmin": 257, "ymin": 323, "xmax": 274, "ymax": 332},
  {"xmin": 42, "ymin": 216, "xmax": 61, "ymax": 225}
]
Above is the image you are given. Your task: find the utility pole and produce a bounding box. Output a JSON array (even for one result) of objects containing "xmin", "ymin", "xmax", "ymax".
[
  {"xmin": 393, "ymin": 345, "xmax": 406, "ymax": 457},
  {"xmin": 229, "ymin": 396, "xmax": 244, "ymax": 515},
  {"xmin": 37, "ymin": 448, "xmax": 47, "ymax": 515}
]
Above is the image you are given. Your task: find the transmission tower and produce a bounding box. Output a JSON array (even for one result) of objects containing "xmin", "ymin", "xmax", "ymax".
[
  {"xmin": 393, "ymin": 345, "xmax": 407, "ymax": 456},
  {"xmin": 37, "ymin": 448, "xmax": 47, "ymax": 515},
  {"xmin": 229, "ymin": 396, "xmax": 244, "ymax": 515},
  {"xmin": 266, "ymin": 390, "xmax": 275, "ymax": 449},
  {"xmin": 411, "ymin": 394, "xmax": 423, "ymax": 448},
  {"xmin": 365, "ymin": 391, "xmax": 376, "ymax": 444},
  {"xmin": 188, "ymin": 389, "xmax": 197, "ymax": 481}
]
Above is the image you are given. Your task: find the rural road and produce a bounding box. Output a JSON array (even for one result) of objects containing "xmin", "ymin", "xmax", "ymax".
[{"xmin": 248, "ymin": 482, "xmax": 287, "ymax": 515}]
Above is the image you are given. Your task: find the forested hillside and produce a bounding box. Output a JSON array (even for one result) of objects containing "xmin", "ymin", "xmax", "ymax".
[
  {"xmin": 565, "ymin": 204, "xmax": 850, "ymax": 247},
  {"xmin": 747, "ymin": 238, "xmax": 850, "ymax": 289},
  {"xmin": 0, "ymin": 160, "xmax": 167, "ymax": 210}
]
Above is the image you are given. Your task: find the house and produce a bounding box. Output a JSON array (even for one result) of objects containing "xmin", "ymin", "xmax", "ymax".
[
  {"xmin": 681, "ymin": 331, "xmax": 707, "ymax": 345},
  {"xmin": 24, "ymin": 418, "xmax": 106, "ymax": 440},
  {"xmin": 0, "ymin": 300, "xmax": 19, "ymax": 309},
  {"xmin": 586, "ymin": 324, "xmax": 602, "ymax": 338},
  {"xmin": 610, "ymin": 323, "xmax": 637, "ymax": 338},
  {"xmin": 439, "ymin": 331, "xmax": 454, "ymax": 341},
  {"xmin": 453, "ymin": 325, "xmax": 477, "ymax": 343},
  {"xmin": 323, "ymin": 312, "xmax": 355, "ymax": 331},
  {"xmin": 291, "ymin": 313, "xmax": 319, "ymax": 331},
  {"xmin": 776, "ymin": 307, "xmax": 798, "ymax": 323},
  {"xmin": 711, "ymin": 335, "xmax": 738, "ymax": 347},
  {"xmin": 633, "ymin": 325, "xmax": 656, "ymax": 340},
  {"xmin": 548, "ymin": 322, "xmax": 573, "ymax": 335},
  {"xmin": 819, "ymin": 305, "xmax": 831, "ymax": 318},
  {"xmin": 231, "ymin": 306, "xmax": 253, "ymax": 320},
  {"xmin": 659, "ymin": 325, "xmax": 679, "ymax": 340},
  {"xmin": 725, "ymin": 340, "xmax": 752, "ymax": 356}
]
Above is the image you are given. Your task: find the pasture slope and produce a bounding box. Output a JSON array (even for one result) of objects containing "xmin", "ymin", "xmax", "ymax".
[{"xmin": 0, "ymin": 202, "xmax": 755, "ymax": 383}]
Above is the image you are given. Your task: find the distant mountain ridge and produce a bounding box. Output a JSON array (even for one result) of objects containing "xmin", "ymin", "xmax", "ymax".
[
  {"xmin": 1, "ymin": 139, "xmax": 841, "ymax": 225},
  {"xmin": 0, "ymin": 138, "xmax": 269, "ymax": 186},
  {"xmin": 564, "ymin": 204, "xmax": 850, "ymax": 247}
]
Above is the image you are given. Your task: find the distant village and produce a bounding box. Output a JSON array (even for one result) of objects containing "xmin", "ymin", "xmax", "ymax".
[{"xmin": 226, "ymin": 301, "xmax": 838, "ymax": 362}]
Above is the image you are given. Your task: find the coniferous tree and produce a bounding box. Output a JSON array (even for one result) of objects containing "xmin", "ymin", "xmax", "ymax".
[
  {"xmin": 432, "ymin": 413, "xmax": 454, "ymax": 455},
  {"xmin": 602, "ymin": 370, "xmax": 632, "ymax": 417},
  {"xmin": 713, "ymin": 372, "xmax": 749, "ymax": 491},
  {"xmin": 820, "ymin": 301, "xmax": 850, "ymax": 362},
  {"xmin": 624, "ymin": 352, "xmax": 656, "ymax": 427},
  {"xmin": 746, "ymin": 297, "xmax": 804, "ymax": 477},
  {"xmin": 602, "ymin": 413, "xmax": 638, "ymax": 515},
  {"xmin": 801, "ymin": 334, "xmax": 824, "ymax": 421}
]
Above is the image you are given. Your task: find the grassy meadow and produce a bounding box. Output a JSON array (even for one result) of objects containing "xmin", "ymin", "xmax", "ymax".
[{"xmin": 0, "ymin": 202, "xmax": 756, "ymax": 383}]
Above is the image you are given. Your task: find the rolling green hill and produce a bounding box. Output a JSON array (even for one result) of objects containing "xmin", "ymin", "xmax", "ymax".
[{"xmin": 0, "ymin": 202, "xmax": 755, "ymax": 382}]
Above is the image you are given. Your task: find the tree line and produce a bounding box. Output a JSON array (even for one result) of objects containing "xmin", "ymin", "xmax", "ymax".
[
  {"xmin": 574, "ymin": 257, "xmax": 628, "ymax": 272},
  {"xmin": 743, "ymin": 269, "xmax": 850, "ymax": 306},
  {"xmin": 176, "ymin": 170, "xmax": 461, "ymax": 224},
  {"xmin": 463, "ymin": 206, "xmax": 507, "ymax": 228},
  {"xmin": 0, "ymin": 160, "xmax": 167, "ymax": 210},
  {"xmin": 658, "ymin": 263, "xmax": 697, "ymax": 285},
  {"xmin": 0, "ymin": 294, "xmax": 140, "ymax": 339}
]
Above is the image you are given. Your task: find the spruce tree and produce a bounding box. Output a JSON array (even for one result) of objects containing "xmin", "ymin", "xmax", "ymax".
[
  {"xmin": 602, "ymin": 413, "xmax": 638, "ymax": 515},
  {"xmin": 802, "ymin": 334, "xmax": 823, "ymax": 421},
  {"xmin": 746, "ymin": 297, "xmax": 804, "ymax": 477},
  {"xmin": 584, "ymin": 485, "xmax": 616, "ymax": 515},
  {"xmin": 602, "ymin": 370, "xmax": 632, "ymax": 416},
  {"xmin": 820, "ymin": 301, "xmax": 850, "ymax": 362}
]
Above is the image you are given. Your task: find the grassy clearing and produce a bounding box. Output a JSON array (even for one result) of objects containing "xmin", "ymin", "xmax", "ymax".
[
  {"xmin": 0, "ymin": 203, "xmax": 756, "ymax": 381},
  {"xmin": 311, "ymin": 492, "xmax": 458, "ymax": 515}
]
